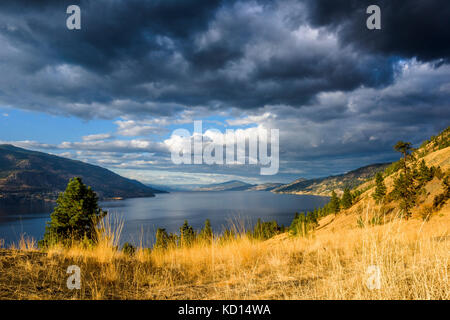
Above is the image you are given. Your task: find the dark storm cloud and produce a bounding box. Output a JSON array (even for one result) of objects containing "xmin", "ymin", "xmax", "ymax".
[
  {"xmin": 0, "ymin": 0, "xmax": 418, "ymax": 116},
  {"xmin": 304, "ymin": 0, "xmax": 450, "ymax": 62},
  {"xmin": 0, "ymin": 0, "xmax": 449, "ymax": 117},
  {"xmin": 0, "ymin": 0, "xmax": 449, "ymax": 182}
]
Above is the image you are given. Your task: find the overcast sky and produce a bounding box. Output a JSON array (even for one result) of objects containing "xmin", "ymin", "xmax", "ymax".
[{"xmin": 0, "ymin": 0, "xmax": 449, "ymax": 186}]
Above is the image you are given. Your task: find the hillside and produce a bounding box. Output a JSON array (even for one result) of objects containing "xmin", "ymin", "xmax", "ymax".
[
  {"xmin": 194, "ymin": 180, "xmax": 284, "ymax": 192},
  {"xmin": 315, "ymin": 127, "xmax": 450, "ymax": 232},
  {"xmin": 194, "ymin": 180, "xmax": 255, "ymax": 191},
  {"xmin": 0, "ymin": 144, "xmax": 164, "ymax": 202},
  {"xmin": 246, "ymin": 183, "xmax": 284, "ymax": 191},
  {"xmin": 273, "ymin": 163, "xmax": 390, "ymax": 196}
]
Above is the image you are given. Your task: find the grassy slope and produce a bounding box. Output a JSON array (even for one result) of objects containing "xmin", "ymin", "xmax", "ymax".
[
  {"xmin": 320, "ymin": 146, "xmax": 450, "ymax": 233},
  {"xmin": 0, "ymin": 204, "xmax": 448, "ymax": 299}
]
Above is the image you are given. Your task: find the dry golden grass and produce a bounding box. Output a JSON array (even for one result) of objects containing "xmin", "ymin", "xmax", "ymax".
[{"xmin": 0, "ymin": 205, "xmax": 448, "ymax": 300}]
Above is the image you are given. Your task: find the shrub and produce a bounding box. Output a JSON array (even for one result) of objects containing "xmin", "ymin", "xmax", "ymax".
[
  {"xmin": 252, "ymin": 219, "xmax": 282, "ymax": 240},
  {"xmin": 122, "ymin": 242, "xmax": 136, "ymax": 256},
  {"xmin": 419, "ymin": 205, "xmax": 434, "ymax": 221}
]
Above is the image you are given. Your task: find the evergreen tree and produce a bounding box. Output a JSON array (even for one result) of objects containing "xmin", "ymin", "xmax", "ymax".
[
  {"xmin": 393, "ymin": 141, "xmax": 414, "ymax": 218},
  {"xmin": 341, "ymin": 188, "xmax": 353, "ymax": 209},
  {"xmin": 329, "ymin": 191, "xmax": 340, "ymax": 214},
  {"xmin": 252, "ymin": 219, "xmax": 281, "ymax": 240},
  {"xmin": 372, "ymin": 172, "xmax": 387, "ymax": 203},
  {"xmin": 418, "ymin": 159, "xmax": 433, "ymax": 186},
  {"xmin": 394, "ymin": 141, "xmax": 413, "ymax": 175},
  {"xmin": 154, "ymin": 228, "xmax": 170, "ymax": 249},
  {"xmin": 40, "ymin": 177, "xmax": 106, "ymax": 247},
  {"xmin": 221, "ymin": 228, "xmax": 236, "ymax": 242},
  {"xmin": 392, "ymin": 173, "xmax": 416, "ymax": 218},
  {"xmin": 199, "ymin": 219, "xmax": 213, "ymax": 242},
  {"xmin": 179, "ymin": 220, "xmax": 196, "ymax": 246}
]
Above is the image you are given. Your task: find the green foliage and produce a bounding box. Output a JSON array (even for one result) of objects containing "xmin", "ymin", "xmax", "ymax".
[
  {"xmin": 329, "ymin": 191, "xmax": 340, "ymax": 214},
  {"xmin": 341, "ymin": 188, "xmax": 353, "ymax": 209},
  {"xmin": 351, "ymin": 189, "xmax": 363, "ymax": 203},
  {"xmin": 179, "ymin": 220, "xmax": 196, "ymax": 247},
  {"xmin": 289, "ymin": 210, "xmax": 319, "ymax": 237},
  {"xmin": 122, "ymin": 242, "xmax": 136, "ymax": 256},
  {"xmin": 154, "ymin": 228, "xmax": 171, "ymax": 249},
  {"xmin": 394, "ymin": 141, "xmax": 413, "ymax": 160},
  {"xmin": 251, "ymin": 218, "xmax": 283, "ymax": 240},
  {"xmin": 390, "ymin": 141, "xmax": 416, "ymax": 218},
  {"xmin": 199, "ymin": 219, "xmax": 213, "ymax": 242},
  {"xmin": 389, "ymin": 141, "xmax": 445, "ymax": 217},
  {"xmin": 372, "ymin": 172, "xmax": 387, "ymax": 203},
  {"xmin": 39, "ymin": 177, "xmax": 107, "ymax": 248},
  {"xmin": 391, "ymin": 172, "xmax": 416, "ymax": 217},
  {"xmin": 220, "ymin": 228, "xmax": 236, "ymax": 242},
  {"xmin": 417, "ymin": 160, "xmax": 433, "ymax": 185}
]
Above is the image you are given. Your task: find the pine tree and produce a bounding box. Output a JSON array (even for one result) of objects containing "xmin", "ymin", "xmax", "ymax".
[
  {"xmin": 393, "ymin": 141, "xmax": 414, "ymax": 218},
  {"xmin": 39, "ymin": 177, "xmax": 106, "ymax": 247},
  {"xmin": 341, "ymin": 188, "xmax": 353, "ymax": 209},
  {"xmin": 155, "ymin": 228, "xmax": 170, "ymax": 249},
  {"xmin": 393, "ymin": 173, "xmax": 416, "ymax": 218},
  {"xmin": 418, "ymin": 159, "xmax": 433, "ymax": 186},
  {"xmin": 179, "ymin": 220, "xmax": 196, "ymax": 247},
  {"xmin": 394, "ymin": 141, "xmax": 413, "ymax": 176},
  {"xmin": 372, "ymin": 172, "xmax": 387, "ymax": 203},
  {"xmin": 199, "ymin": 219, "xmax": 213, "ymax": 242},
  {"xmin": 329, "ymin": 191, "xmax": 340, "ymax": 214}
]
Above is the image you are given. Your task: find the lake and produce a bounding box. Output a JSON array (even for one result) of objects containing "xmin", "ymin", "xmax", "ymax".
[{"xmin": 0, "ymin": 191, "xmax": 329, "ymax": 247}]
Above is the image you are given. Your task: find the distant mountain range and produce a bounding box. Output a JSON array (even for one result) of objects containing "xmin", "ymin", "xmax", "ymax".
[
  {"xmin": 273, "ymin": 163, "xmax": 391, "ymax": 196},
  {"xmin": 194, "ymin": 180, "xmax": 255, "ymax": 191},
  {"xmin": 192, "ymin": 162, "xmax": 390, "ymax": 196},
  {"xmin": 246, "ymin": 183, "xmax": 285, "ymax": 191},
  {"xmin": 0, "ymin": 144, "xmax": 165, "ymax": 203},
  {"xmin": 192, "ymin": 163, "xmax": 391, "ymax": 196},
  {"xmin": 194, "ymin": 181, "xmax": 284, "ymax": 192}
]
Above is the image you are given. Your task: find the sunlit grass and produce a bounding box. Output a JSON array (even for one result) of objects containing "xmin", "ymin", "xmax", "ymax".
[{"xmin": 1, "ymin": 207, "xmax": 448, "ymax": 300}]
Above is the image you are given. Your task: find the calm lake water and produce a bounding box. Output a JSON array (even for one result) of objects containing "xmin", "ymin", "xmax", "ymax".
[{"xmin": 0, "ymin": 191, "xmax": 329, "ymax": 247}]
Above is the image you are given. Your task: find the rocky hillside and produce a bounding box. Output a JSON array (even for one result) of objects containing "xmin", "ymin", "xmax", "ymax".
[
  {"xmin": 0, "ymin": 145, "xmax": 164, "ymax": 203},
  {"xmin": 273, "ymin": 163, "xmax": 390, "ymax": 196}
]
